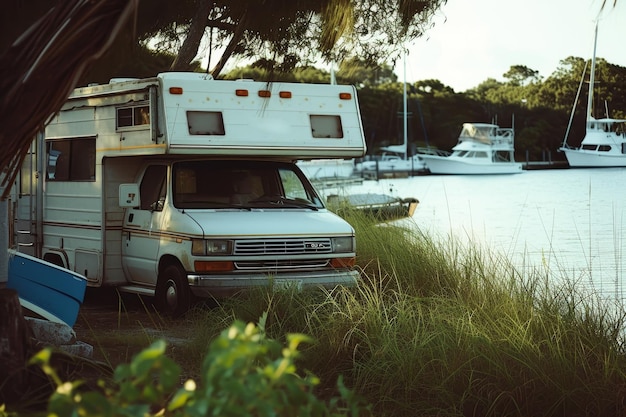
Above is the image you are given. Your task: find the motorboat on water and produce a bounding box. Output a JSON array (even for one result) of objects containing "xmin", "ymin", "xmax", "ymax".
[
  {"xmin": 296, "ymin": 158, "xmax": 362, "ymax": 187},
  {"xmin": 418, "ymin": 122, "xmax": 523, "ymax": 174},
  {"xmin": 559, "ymin": 21, "xmax": 626, "ymax": 167},
  {"xmin": 326, "ymin": 193, "xmax": 419, "ymax": 221},
  {"xmin": 296, "ymin": 158, "xmax": 356, "ymax": 180}
]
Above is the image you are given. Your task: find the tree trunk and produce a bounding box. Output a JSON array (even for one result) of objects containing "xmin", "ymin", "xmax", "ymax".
[
  {"xmin": 170, "ymin": 0, "xmax": 212, "ymax": 71},
  {"xmin": 210, "ymin": 9, "xmax": 248, "ymax": 78},
  {"xmin": 0, "ymin": 289, "xmax": 32, "ymax": 405}
]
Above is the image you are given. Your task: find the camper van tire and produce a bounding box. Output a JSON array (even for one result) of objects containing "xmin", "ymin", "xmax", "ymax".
[{"xmin": 156, "ymin": 264, "xmax": 192, "ymax": 317}]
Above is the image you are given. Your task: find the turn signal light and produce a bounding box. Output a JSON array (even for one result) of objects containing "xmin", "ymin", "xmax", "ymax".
[
  {"xmin": 194, "ymin": 261, "xmax": 235, "ymax": 272},
  {"xmin": 330, "ymin": 257, "xmax": 356, "ymax": 268}
]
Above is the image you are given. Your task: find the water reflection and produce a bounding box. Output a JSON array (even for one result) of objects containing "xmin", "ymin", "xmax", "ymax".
[{"xmin": 320, "ymin": 168, "xmax": 626, "ymax": 308}]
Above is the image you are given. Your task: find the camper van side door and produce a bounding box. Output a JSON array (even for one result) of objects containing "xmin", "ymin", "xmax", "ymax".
[{"xmin": 122, "ymin": 165, "xmax": 167, "ymax": 285}]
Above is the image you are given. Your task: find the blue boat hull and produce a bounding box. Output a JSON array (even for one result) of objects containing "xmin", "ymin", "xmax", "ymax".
[{"xmin": 7, "ymin": 250, "xmax": 87, "ymax": 327}]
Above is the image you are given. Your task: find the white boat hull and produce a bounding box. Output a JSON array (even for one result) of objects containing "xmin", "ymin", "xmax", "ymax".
[
  {"xmin": 420, "ymin": 155, "xmax": 523, "ymax": 174},
  {"xmin": 297, "ymin": 159, "xmax": 356, "ymax": 179},
  {"xmin": 7, "ymin": 249, "xmax": 87, "ymax": 327},
  {"xmin": 354, "ymin": 156, "xmax": 427, "ymax": 174},
  {"xmin": 561, "ymin": 148, "xmax": 626, "ymax": 167}
]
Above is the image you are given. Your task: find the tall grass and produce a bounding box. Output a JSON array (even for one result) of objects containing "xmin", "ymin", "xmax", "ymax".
[
  {"xmin": 100, "ymin": 208, "xmax": 626, "ymax": 416},
  {"xmin": 234, "ymin": 210, "xmax": 623, "ymax": 415}
]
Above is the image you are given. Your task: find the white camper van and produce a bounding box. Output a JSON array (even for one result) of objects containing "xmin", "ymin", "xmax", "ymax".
[{"xmin": 10, "ymin": 72, "xmax": 366, "ymax": 316}]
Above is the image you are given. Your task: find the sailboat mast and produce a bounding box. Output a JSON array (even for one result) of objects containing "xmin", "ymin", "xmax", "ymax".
[
  {"xmin": 403, "ymin": 50, "xmax": 408, "ymax": 160},
  {"xmin": 587, "ymin": 21, "xmax": 598, "ymax": 120}
]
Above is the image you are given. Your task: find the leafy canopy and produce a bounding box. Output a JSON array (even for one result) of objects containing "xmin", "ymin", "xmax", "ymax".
[{"xmin": 139, "ymin": 0, "xmax": 447, "ymax": 76}]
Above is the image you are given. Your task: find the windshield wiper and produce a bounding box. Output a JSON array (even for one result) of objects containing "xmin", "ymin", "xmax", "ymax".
[
  {"xmin": 177, "ymin": 201, "xmax": 251, "ymax": 211},
  {"xmin": 249, "ymin": 195, "xmax": 318, "ymax": 210}
]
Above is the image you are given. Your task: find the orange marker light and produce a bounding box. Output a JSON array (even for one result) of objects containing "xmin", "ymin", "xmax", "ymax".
[
  {"xmin": 235, "ymin": 89, "xmax": 249, "ymax": 97},
  {"xmin": 258, "ymin": 90, "xmax": 271, "ymax": 98},
  {"xmin": 339, "ymin": 92, "xmax": 352, "ymax": 100},
  {"xmin": 279, "ymin": 91, "xmax": 292, "ymax": 99},
  {"xmin": 330, "ymin": 257, "xmax": 356, "ymax": 268},
  {"xmin": 194, "ymin": 261, "xmax": 235, "ymax": 272},
  {"xmin": 169, "ymin": 87, "xmax": 183, "ymax": 95}
]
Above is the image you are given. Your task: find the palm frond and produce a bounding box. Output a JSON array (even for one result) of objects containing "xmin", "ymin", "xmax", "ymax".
[{"xmin": 0, "ymin": 0, "xmax": 138, "ymax": 198}]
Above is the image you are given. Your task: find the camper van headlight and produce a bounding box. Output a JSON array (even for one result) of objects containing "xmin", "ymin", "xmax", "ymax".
[
  {"xmin": 192, "ymin": 239, "xmax": 233, "ymax": 256},
  {"xmin": 332, "ymin": 236, "xmax": 355, "ymax": 253}
]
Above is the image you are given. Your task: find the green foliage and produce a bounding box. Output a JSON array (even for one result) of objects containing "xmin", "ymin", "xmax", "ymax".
[
  {"xmin": 5, "ymin": 0, "xmax": 447, "ymax": 82},
  {"xmin": 222, "ymin": 63, "xmax": 332, "ymax": 84},
  {"xmin": 336, "ymin": 58, "xmax": 398, "ymax": 86},
  {"xmin": 503, "ymin": 65, "xmax": 541, "ymax": 86},
  {"xmin": 32, "ymin": 315, "xmax": 370, "ymax": 417}
]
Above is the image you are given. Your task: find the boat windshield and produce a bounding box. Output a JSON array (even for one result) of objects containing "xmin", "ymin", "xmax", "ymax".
[
  {"xmin": 588, "ymin": 119, "xmax": 626, "ymax": 134},
  {"xmin": 459, "ymin": 123, "xmax": 514, "ymax": 146},
  {"xmin": 459, "ymin": 124, "xmax": 495, "ymax": 145},
  {"xmin": 172, "ymin": 160, "xmax": 324, "ymax": 210}
]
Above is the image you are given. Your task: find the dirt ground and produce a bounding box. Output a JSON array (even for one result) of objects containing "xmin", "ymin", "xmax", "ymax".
[{"xmin": 72, "ymin": 287, "xmax": 189, "ymax": 368}]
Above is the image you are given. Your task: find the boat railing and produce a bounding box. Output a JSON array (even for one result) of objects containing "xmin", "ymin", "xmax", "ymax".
[
  {"xmin": 496, "ymin": 128, "xmax": 514, "ymax": 140},
  {"xmin": 416, "ymin": 147, "xmax": 451, "ymax": 157}
]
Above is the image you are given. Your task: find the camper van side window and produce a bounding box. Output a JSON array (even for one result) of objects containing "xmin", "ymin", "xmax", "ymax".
[
  {"xmin": 117, "ymin": 105, "xmax": 150, "ymax": 129},
  {"xmin": 47, "ymin": 137, "xmax": 96, "ymax": 181},
  {"xmin": 310, "ymin": 115, "xmax": 343, "ymax": 138},
  {"xmin": 187, "ymin": 111, "xmax": 225, "ymax": 135}
]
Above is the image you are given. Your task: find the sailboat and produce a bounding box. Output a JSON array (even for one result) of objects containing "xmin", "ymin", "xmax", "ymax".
[
  {"xmin": 559, "ymin": 21, "xmax": 626, "ymax": 167},
  {"xmin": 354, "ymin": 52, "xmax": 427, "ymax": 178}
]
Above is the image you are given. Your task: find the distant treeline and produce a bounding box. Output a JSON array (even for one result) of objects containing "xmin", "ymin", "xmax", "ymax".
[{"xmin": 224, "ymin": 58, "xmax": 626, "ymax": 162}]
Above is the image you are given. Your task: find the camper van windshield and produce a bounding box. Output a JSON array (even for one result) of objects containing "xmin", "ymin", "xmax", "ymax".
[{"xmin": 172, "ymin": 160, "xmax": 324, "ymax": 210}]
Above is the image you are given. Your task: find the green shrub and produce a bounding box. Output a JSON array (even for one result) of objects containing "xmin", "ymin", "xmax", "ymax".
[{"xmin": 32, "ymin": 313, "xmax": 370, "ymax": 417}]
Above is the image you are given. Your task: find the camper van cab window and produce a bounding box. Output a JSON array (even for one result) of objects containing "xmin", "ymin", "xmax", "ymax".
[
  {"xmin": 47, "ymin": 137, "xmax": 96, "ymax": 181},
  {"xmin": 310, "ymin": 115, "xmax": 343, "ymax": 138},
  {"xmin": 172, "ymin": 160, "xmax": 324, "ymax": 210},
  {"xmin": 187, "ymin": 111, "xmax": 225, "ymax": 135},
  {"xmin": 117, "ymin": 105, "xmax": 150, "ymax": 130}
]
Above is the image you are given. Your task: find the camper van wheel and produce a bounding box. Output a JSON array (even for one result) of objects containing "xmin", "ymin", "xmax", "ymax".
[{"xmin": 156, "ymin": 264, "xmax": 191, "ymax": 317}]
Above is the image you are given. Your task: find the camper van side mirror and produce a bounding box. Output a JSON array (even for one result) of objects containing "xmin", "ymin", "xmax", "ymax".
[{"xmin": 119, "ymin": 184, "xmax": 141, "ymax": 208}]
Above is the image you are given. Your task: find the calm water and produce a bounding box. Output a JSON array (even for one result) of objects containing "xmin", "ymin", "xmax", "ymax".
[{"xmin": 320, "ymin": 168, "xmax": 626, "ymax": 307}]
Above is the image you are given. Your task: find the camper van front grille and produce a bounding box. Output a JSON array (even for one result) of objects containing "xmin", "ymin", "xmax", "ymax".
[
  {"xmin": 234, "ymin": 259, "xmax": 329, "ymax": 270},
  {"xmin": 234, "ymin": 238, "xmax": 332, "ymax": 255}
]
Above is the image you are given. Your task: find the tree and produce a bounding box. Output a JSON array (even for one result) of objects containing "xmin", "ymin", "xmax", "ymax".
[
  {"xmin": 336, "ymin": 58, "xmax": 398, "ymax": 86},
  {"xmin": 136, "ymin": 0, "xmax": 448, "ymax": 77},
  {"xmin": 503, "ymin": 65, "xmax": 541, "ymax": 86},
  {"xmin": 223, "ymin": 62, "xmax": 333, "ymax": 84}
]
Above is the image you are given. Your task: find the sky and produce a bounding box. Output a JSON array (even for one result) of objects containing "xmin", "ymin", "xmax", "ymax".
[{"xmin": 398, "ymin": 0, "xmax": 626, "ymax": 92}]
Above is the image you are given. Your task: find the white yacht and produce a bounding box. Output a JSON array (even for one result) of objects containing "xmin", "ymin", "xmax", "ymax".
[
  {"xmin": 418, "ymin": 123, "xmax": 523, "ymax": 174},
  {"xmin": 559, "ymin": 21, "xmax": 626, "ymax": 167}
]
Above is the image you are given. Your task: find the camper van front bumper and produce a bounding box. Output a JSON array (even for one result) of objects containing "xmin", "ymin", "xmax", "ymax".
[{"xmin": 186, "ymin": 270, "xmax": 359, "ymax": 297}]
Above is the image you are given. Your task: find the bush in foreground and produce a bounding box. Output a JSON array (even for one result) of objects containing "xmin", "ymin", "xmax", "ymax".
[{"xmin": 26, "ymin": 313, "xmax": 370, "ymax": 417}]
